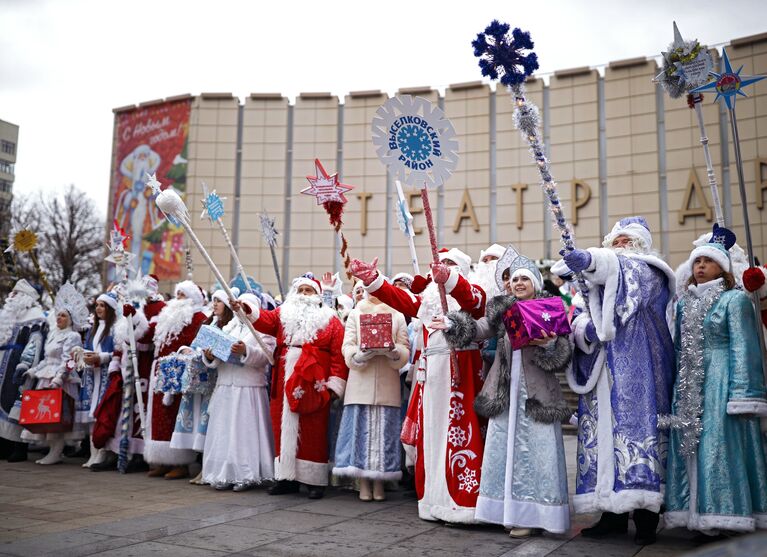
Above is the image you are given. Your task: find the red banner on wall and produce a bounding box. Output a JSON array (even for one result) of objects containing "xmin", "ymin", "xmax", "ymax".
[{"xmin": 110, "ymin": 99, "xmax": 191, "ymax": 281}]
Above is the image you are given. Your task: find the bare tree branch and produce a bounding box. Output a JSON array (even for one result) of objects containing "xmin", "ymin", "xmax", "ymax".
[{"xmin": 3, "ymin": 185, "xmax": 104, "ymax": 304}]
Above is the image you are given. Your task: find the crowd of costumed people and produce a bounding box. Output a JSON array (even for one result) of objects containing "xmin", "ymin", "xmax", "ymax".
[{"xmin": 2, "ymin": 216, "xmax": 766, "ymax": 546}]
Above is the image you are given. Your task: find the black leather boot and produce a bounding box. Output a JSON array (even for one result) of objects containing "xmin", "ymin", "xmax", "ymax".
[
  {"xmin": 268, "ymin": 480, "xmax": 300, "ymax": 495},
  {"xmin": 581, "ymin": 512, "xmax": 629, "ymax": 538},
  {"xmin": 7, "ymin": 442, "xmax": 28, "ymax": 462},
  {"xmin": 633, "ymin": 509, "xmax": 659, "ymax": 545},
  {"xmin": 307, "ymin": 485, "xmax": 325, "ymax": 500}
]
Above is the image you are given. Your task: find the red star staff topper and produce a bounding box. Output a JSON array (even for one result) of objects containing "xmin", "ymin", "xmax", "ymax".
[{"xmin": 301, "ymin": 159, "xmax": 353, "ymax": 205}]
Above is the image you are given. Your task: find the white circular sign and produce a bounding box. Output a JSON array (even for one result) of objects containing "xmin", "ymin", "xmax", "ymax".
[{"xmin": 372, "ymin": 95, "xmax": 459, "ymax": 189}]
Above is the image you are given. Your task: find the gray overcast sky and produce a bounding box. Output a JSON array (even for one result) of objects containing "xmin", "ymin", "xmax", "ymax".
[{"xmin": 2, "ymin": 0, "xmax": 766, "ymax": 216}]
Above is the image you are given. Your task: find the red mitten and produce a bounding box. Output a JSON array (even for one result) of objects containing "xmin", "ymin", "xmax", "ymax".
[
  {"xmin": 743, "ymin": 267, "xmax": 766, "ymax": 293},
  {"xmin": 123, "ymin": 304, "xmax": 136, "ymax": 317},
  {"xmin": 431, "ymin": 262, "xmax": 450, "ymax": 285},
  {"xmin": 410, "ymin": 275, "xmax": 431, "ymax": 294},
  {"xmin": 349, "ymin": 257, "xmax": 379, "ymax": 286}
]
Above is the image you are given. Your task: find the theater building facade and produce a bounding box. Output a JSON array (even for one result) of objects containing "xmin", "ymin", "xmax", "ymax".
[{"xmin": 107, "ymin": 33, "xmax": 767, "ymax": 295}]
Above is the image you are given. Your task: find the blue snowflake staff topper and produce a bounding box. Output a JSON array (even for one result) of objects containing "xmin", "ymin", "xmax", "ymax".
[{"xmin": 472, "ymin": 20, "xmax": 539, "ymax": 87}]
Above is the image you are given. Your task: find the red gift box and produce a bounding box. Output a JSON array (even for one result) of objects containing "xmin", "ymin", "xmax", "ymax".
[
  {"xmin": 503, "ymin": 297, "xmax": 572, "ymax": 351},
  {"xmin": 19, "ymin": 389, "xmax": 74, "ymax": 434},
  {"xmin": 359, "ymin": 313, "xmax": 393, "ymax": 350}
]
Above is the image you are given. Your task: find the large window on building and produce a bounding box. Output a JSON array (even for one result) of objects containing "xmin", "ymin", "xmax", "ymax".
[
  {"xmin": 1, "ymin": 141, "xmax": 14, "ymax": 155},
  {"xmin": 0, "ymin": 161, "xmax": 14, "ymax": 175},
  {"xmin": 0, "ymin": 179, "xmax": 11, "ymax": 193}
]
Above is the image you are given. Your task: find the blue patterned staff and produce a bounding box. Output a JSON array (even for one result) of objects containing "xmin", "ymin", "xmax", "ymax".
[
  {"xmin": 200, "ymin": 182, "xmax": 252, "ymax": 294},
  {"xmin": 472, "ymin": 21, "xmax": 588, "ymax": 302}
]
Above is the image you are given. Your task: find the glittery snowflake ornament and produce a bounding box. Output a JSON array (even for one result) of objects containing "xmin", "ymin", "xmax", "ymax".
[{"xmin": 472, "ymin": 20, "xmax": 539, "ymax": 87}]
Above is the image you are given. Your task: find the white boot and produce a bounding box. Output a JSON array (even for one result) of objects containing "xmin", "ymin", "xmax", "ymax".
[
  {"xmin": 358, "ymin": 478, "xmax": 372, "ymax": 501},
  {"xmin": 373, "ymin": 480, "xmax": 386, "ymax": 501},
  {"xmin": 82, "ymin": 438, "xmax": 103, "ymax": 468},
  {"xmin": 36, "ymin": 439, "xmax": 65, "ymax": 465}
]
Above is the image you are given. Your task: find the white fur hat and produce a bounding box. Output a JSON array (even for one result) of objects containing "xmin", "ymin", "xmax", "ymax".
[
  {"xmin": 392, "ymin": 273, "xmax": 414, "ymax": 288},
  {"xmin": 511, "ymin": 267, "xmax": 543, "ymax": 292},
  {"xmin": 602, "ymin": 216, "xmax": 653, "ymax": 250},
  {"xmin": 211, "ymin": 287, "xmax": 240, "ymax": 309},
  {"xmin": 291, "ymin": 275, "xmax": 321, "ymax": 295},
  {"xmin": 479, "ymin": 243, "xmax": 505, "ymax": 261},
  {"xmin": 97, "ymin": 290, "xmax": 120, "ymax": 312},
  {"xmin": 689, "ymin": 242, "xmax": 730, "ymax": 273},
  {"xmin": 175, "ymin": 280, "xmax": 204, "ymax": 308},
  {"xmin": 12, "ymin": 279, "xmax": 39, "ymax": 300},
  {"xmin": 439, "ymin": 248, "xmax": 471, "ymax": 277}
]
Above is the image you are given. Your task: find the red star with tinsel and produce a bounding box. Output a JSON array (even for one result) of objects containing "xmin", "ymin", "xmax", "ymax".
[{"xmin": 301, "ymin": 159, "xmax": 353, "ymax": 205}]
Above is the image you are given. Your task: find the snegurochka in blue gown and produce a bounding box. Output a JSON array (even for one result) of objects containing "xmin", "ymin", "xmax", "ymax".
[{"xmin": 662, "ymin": 236, "xmax": 767, "ymax": 534}]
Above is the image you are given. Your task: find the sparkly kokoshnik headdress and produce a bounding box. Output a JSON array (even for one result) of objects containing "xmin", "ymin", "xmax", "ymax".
[
  {"xmin": 494, "ymin": 244, "xmax": 542, "ymax": 292},
  {"xmin": 54, "ymin": 282, "xmax": 90, "ymax": 331}
]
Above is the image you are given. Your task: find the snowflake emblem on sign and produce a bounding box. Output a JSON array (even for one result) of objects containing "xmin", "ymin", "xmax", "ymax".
[
  {"xmin": 372, "ymin": 95, "xmax": 459, "ymax": 189},
  {"xmin": 449, "ymin": 400, "xmax": 465, "ymax": 421},
  {"xmin": 541, "ymin": 312, "xmax": 551, "ymax": 322},
  {"xmin": 448, "ymin": 425, "xmax": 467, "ymax": 447},
  {"xmin": 457, "ymin": 468, "xmax": 479, "ymax": 493},
  {"xmin": 292, "ymin": 386, "xmax": 305, "ymax": 400}
]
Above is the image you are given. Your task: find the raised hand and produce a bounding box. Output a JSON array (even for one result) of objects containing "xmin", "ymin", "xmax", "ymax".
[
  {"xmin": 321, "ymin": 272, "xmax": 335, "ymax": 289},
  {"xmin": 349, "ymin": 257, "xmax": 379, "ymax": 286},
  {"xmin": 430, "ymin": 262, "xmax": 451, "ymax": 285},
  {"xmin": 562, "ymin": 248, "xmax": 592, "ymax": 274}
]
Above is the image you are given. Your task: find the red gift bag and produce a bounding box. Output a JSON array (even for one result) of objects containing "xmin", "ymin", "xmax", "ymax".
[
  {"xmin": 19, "ymin": 388, "xmax": 75, "ymax": 434},
  {"xmin": 359, "ymin": 313, "xmax": 393, "ymax": 350}
]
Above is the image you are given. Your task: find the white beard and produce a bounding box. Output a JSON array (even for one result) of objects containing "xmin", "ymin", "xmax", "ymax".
[
  {"xmin": 279, "ymin": 294, "xmax": 334, "ymax": 345},
  {"xmin": 0, "ymin": 293, "xmax": 38, "ymax": 346},
  {"xmin": 154, "ymin": 298, "xmax": 196, "ymax": 352},
  {"xmin": 416, "ymin": 281, "xmax": 462, "ymax": 323},
  {"xmin": 469, "ymin": 260, "xmax": 500, "ymax": 299}
]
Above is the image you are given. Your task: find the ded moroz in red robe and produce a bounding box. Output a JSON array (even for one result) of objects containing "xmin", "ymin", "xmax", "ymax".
[
  {"xmin": 244, "ymin": 297, "xmax": 348, "ymax": 487},
  {"xmin": 366, "ymin": 269, "xmax": 486, "ymax": 523},
  {"xmin": 95, "ymin": 299, "xmax": 166, "ymax": 456},
  {"xmin": 143, "ymin": 300, "xmax": 207, "ymax": 466}
]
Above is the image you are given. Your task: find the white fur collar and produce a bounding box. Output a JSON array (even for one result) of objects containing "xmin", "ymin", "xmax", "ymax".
[
  {"xmin": 154, "ymin": 298, "xmax": 196, "ymax": 350},
  {"xmin": 688, "ymin": 277, "xmax": 724, "ymax": 298},
  {"xmin": 279, "ymin": 295, "xmax": 334, "ymax": 345}
]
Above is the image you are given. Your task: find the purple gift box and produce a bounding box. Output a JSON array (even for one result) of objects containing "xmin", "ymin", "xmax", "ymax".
[{"xmin": 502, "ymin": 297, "xmax": 571, "ymax": 351}]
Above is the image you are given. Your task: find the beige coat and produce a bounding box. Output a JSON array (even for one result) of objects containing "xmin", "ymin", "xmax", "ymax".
[{"xmin": 342, "ymin": 299, "xmax": 410, "ymax": 407}]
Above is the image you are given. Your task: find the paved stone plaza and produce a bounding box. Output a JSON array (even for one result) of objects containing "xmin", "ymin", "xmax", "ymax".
[{"xmin": 0, "ymin": 436, "xmax": 760, "ymax": 557}]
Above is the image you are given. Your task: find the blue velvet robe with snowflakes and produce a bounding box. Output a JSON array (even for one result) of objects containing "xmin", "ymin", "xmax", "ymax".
[{"xmin": 567, "ymin": 248, "xmax": 675, "ymax": 514}]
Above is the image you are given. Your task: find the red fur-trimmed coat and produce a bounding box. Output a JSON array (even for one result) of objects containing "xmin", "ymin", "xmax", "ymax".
[
  {"xmin": 148, "ymin": 310, "xmax": 207, "ymax": 444},
  {"xmin": 367, "ymin": 270, "xmax": 487, "ymax": 522},
  {"xmin": 248, "ymin": 305, "xmax": 348, "ymax": 486}
]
